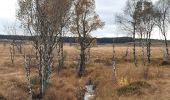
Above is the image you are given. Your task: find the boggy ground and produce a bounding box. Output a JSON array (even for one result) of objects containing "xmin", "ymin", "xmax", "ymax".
[{"xmin": 0, "ymin": 43, "xmax": 170, "ymax": 100}]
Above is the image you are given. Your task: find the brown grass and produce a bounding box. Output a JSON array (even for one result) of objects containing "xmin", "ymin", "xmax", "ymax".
[
  {"xmin": 117, "ymin": 81, "xmax": 151, "ymax": 96},
  {"xmin": 0, "ymin": 43, "xmax": 170, "ymax": 100}
]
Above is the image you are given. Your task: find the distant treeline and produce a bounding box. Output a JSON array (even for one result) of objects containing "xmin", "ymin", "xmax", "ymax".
[
  {"xmin": 0, "ymin": 35, "xmax": 33, "ymax": 41},
  {"xmin": 0, "ymin": 35, "xmax": 166, "ymax": 44}
]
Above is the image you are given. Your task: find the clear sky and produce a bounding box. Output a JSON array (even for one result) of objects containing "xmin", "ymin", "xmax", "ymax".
[{"xmin": 0, "ymin": 0, "xmax": 168, "ymax": 39}]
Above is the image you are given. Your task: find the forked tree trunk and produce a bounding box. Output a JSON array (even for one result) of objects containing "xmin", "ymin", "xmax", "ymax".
[
  {"xmin": 39, "ymin": 43, "xmax": 53, "ymax": 98},
  {"xmin": 143, "ymin": 32, "xmax": 152, "ymax": 79},
  {"xmin": 140, "ymin": 34, "xmax": 145, "ymax": 66},
  {"xmin": 58, "ymin": 36, "xmax": 64, "ymax": 72},
  {"xmin": 163, "ymin": 34, "xmax": 169, "ymax": 56},
  {"xmin": 142, "ymin": 44, "xmax": 145, "ymax": 65},
  {"xmin": 112, "ymin": 39, "xmax": 116, "ymax": 81},
  {"xmin": 77, "ymin": 45, "xmax": 86, "ymax": 77},
  {"xmin": 24, "ymin": 55, "xmax": 33, "ymax": 100},
  {"xmin": 41, "ymin": 57, "xmax": 52, "ymax": 97},
  {"xmin": 162, "ymin": 22, "xmax": 169, "ymax": 61},
  {"xmin": 40, "ymin": 47, "xmax": 47, "ymax": 98},
  {"xmin": 146, "ymin": 32, "xmax": 151, "ymax": 63},
  {"xmin": 38, "ymin": 47, "xmax": 43, "ymax": 98},
  {"xmin": 86, "ymin": 47, "xmax": 91, "ymax": 64},
  {"xmin": 133, "ymin": 23, "xmax": 137, "ymax": 66},
  {"xmin": 61, "ymin": 40, "xmax": 64, "ymax": 68},
  {"xmin": 10, "ymin": 44, "xmax": 15, "ymax": 65},
  {"xmin": 41, "ymin": 65, "xmax": 46, "ymax": 97}
]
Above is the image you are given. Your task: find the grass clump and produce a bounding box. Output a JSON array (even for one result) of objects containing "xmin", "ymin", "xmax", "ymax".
[
  {"xmin": 69, "ymin": 62, "xmax": 77, "ymax": 68},
  {"xmin": 30, "ymin": 75, "xmax": 40, "ymax": 86},
  {"xmin": 117, "ymin": 81, "xmax": 151, "ymax": 96},
  {"xmin": 160, "ymin": 61, "xmax": 170, "ymax": 66},
  {"xmin": 0, "ymin": 93, "xmax": 6, "ymax": 100},
  {"xmin": 94, "ymin": 58, "xmax": 112, "ymax": 66}
]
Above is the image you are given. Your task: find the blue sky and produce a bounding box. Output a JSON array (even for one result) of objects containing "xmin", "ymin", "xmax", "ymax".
[{"xmin": 0, "ymin": 0, "xmax": 167, "ymax": 39}]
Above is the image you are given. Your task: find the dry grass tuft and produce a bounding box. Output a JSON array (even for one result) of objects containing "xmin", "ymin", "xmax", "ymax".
[
  {"xmin": 0, "ymin": 93, "xmax": 6, "ymax": 100},
  {"xmin": 117, "ymin": 81, "xmax": 151, "ymax": 96},
  {"xmin": 160, "ymin": 61, "xmax": 170, "ymax": 66},
  {"xmin": 8, "ymin": 78, "xmax": 27, "ymax": 92}
]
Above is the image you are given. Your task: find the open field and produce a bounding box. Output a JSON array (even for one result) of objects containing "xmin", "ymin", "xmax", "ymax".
[{"xmin": 0, "ymin": 43, "xmax": 170, "ymax": 100}]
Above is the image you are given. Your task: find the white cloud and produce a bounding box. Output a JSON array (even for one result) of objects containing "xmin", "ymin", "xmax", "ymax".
[
  {"xmin": 0, "ymin": 0, "xmax": 168, "ymax": 39},
  {"xmin": 0, "ymin": 0, "xmax": 17, "ymax": 34},
  {"xmin": 0, "ymin": 0, "xmax": 17, "ymax": 19},
  {"xmin": 94, "ymin": 0, "xmax": 165, "ymax": 39}
]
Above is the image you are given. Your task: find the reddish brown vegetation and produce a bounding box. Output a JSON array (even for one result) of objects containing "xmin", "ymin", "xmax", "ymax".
[{"xmin": 0, "ymin": 43, "xmax": 170, "ymax": 100}]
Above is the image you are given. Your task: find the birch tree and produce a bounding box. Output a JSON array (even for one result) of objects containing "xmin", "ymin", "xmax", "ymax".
[
  {"xmin": 57, "ymin": 1, "xmax": 73, "ymax": 72},
  {"xmin": 137, "ymin": 0, "xmax": 156, "ymax": 63},
  {"xmin": 116, "ymin": 0, "xmax": 141, "ymax": 66},
  {"xmin": 70, "ymin": 0, "xmax": 104, "ymax": 77},
  {"xmin": 155, "ymin": 0, "xmax": 170, "ymax": 59},
  {"xmin": 17, "ymin": 0, "xmax": 73, "ymax": 98}
]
